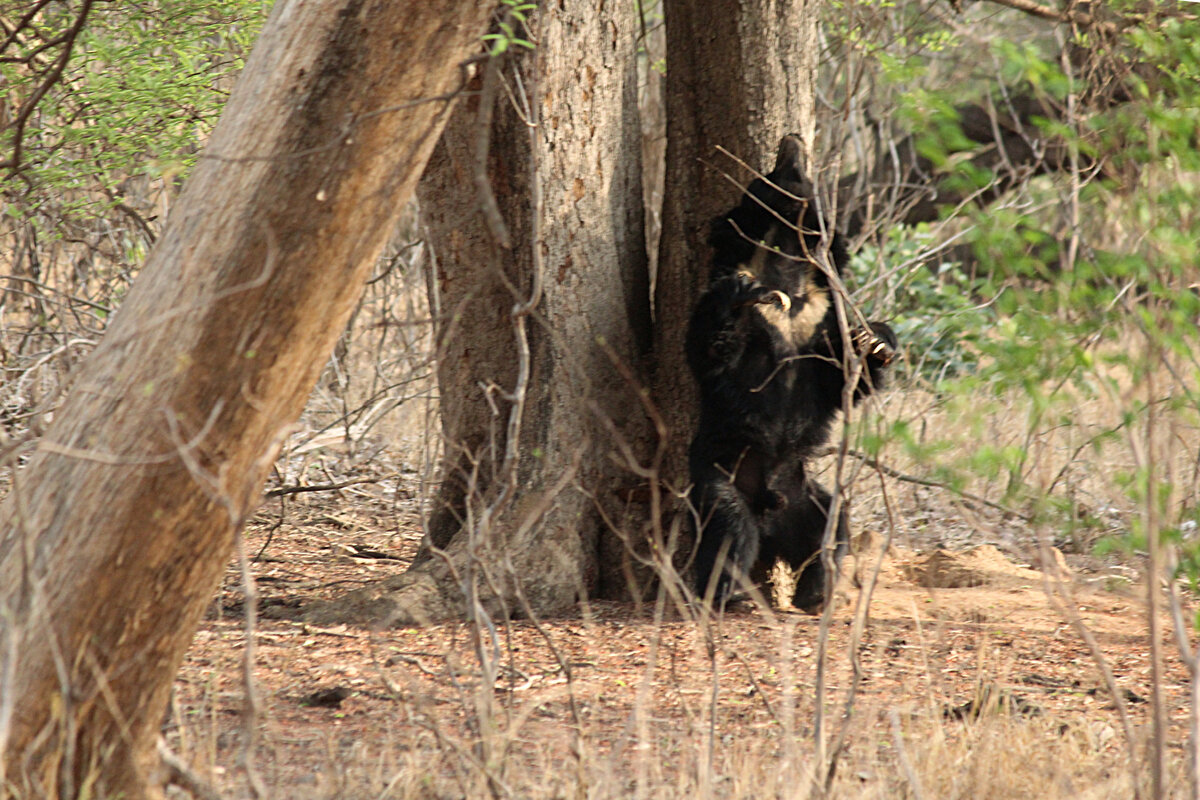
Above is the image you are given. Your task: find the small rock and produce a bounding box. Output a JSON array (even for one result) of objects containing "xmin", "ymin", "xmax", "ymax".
[{"xmin": 301, "ymin": 686, "xmax": 351, "ymax": 708}]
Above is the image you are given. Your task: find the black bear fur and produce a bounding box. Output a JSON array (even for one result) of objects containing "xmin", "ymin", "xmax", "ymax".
[{"xmin": 686, "ymin": 135, "xmax": 896, "ymax": 612}]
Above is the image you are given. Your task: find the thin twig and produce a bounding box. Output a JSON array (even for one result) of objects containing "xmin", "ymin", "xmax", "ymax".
[
  {"xmin": 980, "ymin": 0, "xmax": 1120, "ymax": 35},
  {"xmin": 157, "ymin": 739, "xmax": 222, "ymax": 800},
  {"xmin": 1164, "ymin": 561, "xmax": 1200, "ymax": 800},
  {"xmin": 1035, "ymin": 533, "xmax": 1142, "ymax": 800},
  {"xmin": 813, "ymin": 445, "xmax": 1032, "ymax": 522},
  {"xmin": 889, "ymin": 709, "xmax": 927, "ymax": 800},
  {"xmin": 235, "ymin": 530, "xmax": 268, "ymax": 800},
  {"xmin": 0, "ymin": 1, "xmax": 57, "ymax": 58},
  {"xmin": 264, "ymin": 475, "xmax": 389, "ymax": 498},
  {"xmin": 473, "ymin": 47, "xmax": 512, "ymax": 249},
  {"xmin": 825, "ymin": 459, "xmax": 900, "ymax": 792}
]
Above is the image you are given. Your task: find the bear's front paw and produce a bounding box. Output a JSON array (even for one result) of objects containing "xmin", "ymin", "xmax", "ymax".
[
  {"xmin": 854, "ymin": 323, "xmax": 897, "ymax": 366},
  {"xmin": 730, "ymin": 272, "xmax": 781, "ymax": 310},
  {"xmin": 758, "ymin": 290, "xmax": 791, "ymax": 311}
]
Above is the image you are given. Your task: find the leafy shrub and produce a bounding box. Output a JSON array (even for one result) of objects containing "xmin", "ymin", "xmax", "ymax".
[{"xmin": 850, "ymin": 227, "xmax": 994, "ymax": 387}]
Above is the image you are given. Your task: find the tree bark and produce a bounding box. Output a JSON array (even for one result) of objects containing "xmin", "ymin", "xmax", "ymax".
[
  {"xmin": 654, "ymin": 0, "xmax": 822, "ymax": 488},
  {"xmin": 306, "ymin": 0, "xmax": 652, "ymax": 626},
  {"xmin": 305, "ymin": 0, "xmax": 826, "ymax": 626},
  {"xmin": 0, "ymin": 1, "xmax": 491, "ymax": 797}
]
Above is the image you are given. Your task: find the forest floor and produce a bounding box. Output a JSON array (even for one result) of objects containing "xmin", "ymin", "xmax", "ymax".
[{"xmin": 170, "ymin": 483, "xmax": 1193, "ymax": 799}]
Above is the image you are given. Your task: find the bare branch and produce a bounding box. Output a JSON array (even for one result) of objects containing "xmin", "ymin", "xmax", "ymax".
[
  {"xmin": 980, "ymin": 0, "xmax": 1120, "ymax": 34},
  {"xmin": 0, "ymin": 1, "xmax": 57, "ymax": 59},
  {"xmin": 264, "ymin": 475, "xmax": 390, "ymax": 499},
  {"xmin": 814, "ymin": 445, "xmax": 1032, "ymax": 521},
  {"xmin": 0, "ymin": 0, "xmax": 95, "ymax": 178}
]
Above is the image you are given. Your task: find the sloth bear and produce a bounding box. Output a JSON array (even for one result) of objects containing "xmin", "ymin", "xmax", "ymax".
[{"xmin": 687, "ymin": 135, "xmax": 896, "ymax": 612}]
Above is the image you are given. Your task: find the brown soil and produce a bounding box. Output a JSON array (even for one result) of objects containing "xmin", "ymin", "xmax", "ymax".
[{"xmin": 171, "ymin": 494, "xmax": 1193, "ymax": 798}]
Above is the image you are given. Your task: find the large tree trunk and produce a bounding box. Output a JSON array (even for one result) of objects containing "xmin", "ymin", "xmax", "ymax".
[
  {"xmin": 0, "ymin": 1, "xmax": 491, "ymax": 797},
  {"xmin": 308, "ymin": 0, "xmax": 825, "ymax": 626},
  {"xmin": 306, "ymin": 0, "xmax": 652, "ymax": 626},
  {"xmin": 654, "ymin": 0, "xmax": 822, "ymax": 494}
]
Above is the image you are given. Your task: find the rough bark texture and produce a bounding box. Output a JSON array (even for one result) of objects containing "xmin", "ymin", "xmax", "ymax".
[
  {"xmin": 305, "ymin": 0, "xmax": 651, "ymax": 626},
  {"xmin": 654, "ymin": 0, "xmax": 821, "ymax": 490},
  {"xmin": 0, "ymin": 1, "xmax": 491, "ymax": 796}
]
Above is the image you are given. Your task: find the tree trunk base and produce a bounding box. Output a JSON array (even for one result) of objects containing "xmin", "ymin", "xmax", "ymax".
[{"xmin": 304, "ymin": 562, "xmax": 465, "ymax": 627}]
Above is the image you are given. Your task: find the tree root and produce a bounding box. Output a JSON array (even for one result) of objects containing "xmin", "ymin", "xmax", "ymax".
[{"xmin": 304, "ymin": 563, "xmax": 465, "ymax": 627}]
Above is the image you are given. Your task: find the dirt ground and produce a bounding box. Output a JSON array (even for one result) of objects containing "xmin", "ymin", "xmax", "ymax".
[{"xmin": 171, "ymin": 486, "xmax": 1194, "ymax": 799}]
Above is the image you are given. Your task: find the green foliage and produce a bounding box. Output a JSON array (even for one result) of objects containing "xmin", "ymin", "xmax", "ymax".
[
  {"xmin": 850, "ymin": 228, "xmax": 993, "ymax": 386},
  {"xmin": 483, "ymin": 0, "xmax": 537, "ymax": 55},
  {"xmin": 990, "ymin": 39, "xmax": 1075, "ymax": 100},
  {"xmin": 826, "ymin": 0, "xmax": 958, "ymax": 64},
  {"xmin": 2, "ymin": 2, "xmax": 269, "ymax": 233},
  {"xmin": 636, "ymin": 0, "xmax": 665, "ymax": 72},
  {"xmin": 833, "ymin": 1, "xmax": 1200, "ymax": 581},
  {"xmin": 928, "ymin": 9, "xmax": 1200, "ymax": 572}
]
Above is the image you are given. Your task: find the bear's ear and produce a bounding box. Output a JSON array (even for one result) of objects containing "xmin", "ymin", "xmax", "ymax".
[
  {"xmin": 774, "ymin": 133, "xmax": 805, "ymax": 176},
  {"xmin": 768, "ymin": 134, "xmax": 815, "ymax": 206}
]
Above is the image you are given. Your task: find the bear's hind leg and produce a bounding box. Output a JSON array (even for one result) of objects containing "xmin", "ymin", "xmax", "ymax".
[
  {"xmin": 774, "ymin": 479, "xmax": 848, "ymax": 614},
  {"xmin": 691, "ymin": 478, "xmax": 764, "ymax": 605}
]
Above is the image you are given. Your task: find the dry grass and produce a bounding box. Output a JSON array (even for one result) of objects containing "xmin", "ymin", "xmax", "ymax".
[
  {"xmin": 5, "ymin": 35, "xmax": 1199, "ymax": 795},
  {"xmin": 4, "ymin": 215, "xmax": 1196, "ymax": 797},
  {"xmin": 6, "ymin": 236, "xmax": 1196, "ymax": 797},
  {"xmin": 157, "ymin": 490, "xmax": 1194, "ymax": 800}
]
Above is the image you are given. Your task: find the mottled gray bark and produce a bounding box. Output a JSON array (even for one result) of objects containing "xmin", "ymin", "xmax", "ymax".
[
  {"xmin": 307, "ymin": 0, "xmax": 652, "ymax": 626},
  {"xmin": 655, "ymin": 0, "xmax": 822, "ymax": 483}
]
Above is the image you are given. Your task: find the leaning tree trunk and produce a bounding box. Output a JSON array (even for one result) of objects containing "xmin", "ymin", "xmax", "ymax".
[
  {"xmin": 654, "ymin": 0, "xmax": 822, "ymax": 469},
  {"xmin": 306, "ymin": 0, "xmax": 651, "ymax": 626},
  {"xmin": 0, "ymin": 1, "xmax": 491, "ymax": 797}
]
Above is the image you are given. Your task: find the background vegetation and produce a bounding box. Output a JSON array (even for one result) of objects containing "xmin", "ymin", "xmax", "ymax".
[{"xmin": 2, "ymin": 0, "xmax": 1199, "ymax": 797}]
